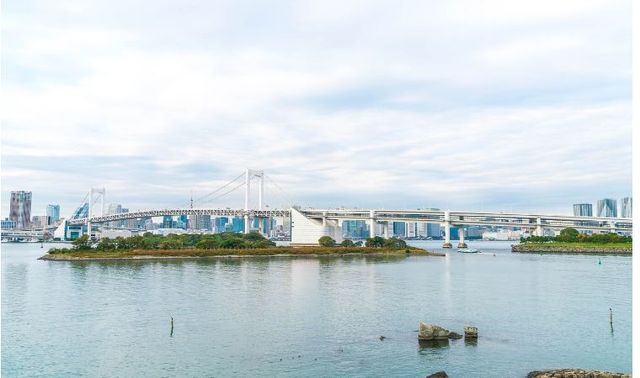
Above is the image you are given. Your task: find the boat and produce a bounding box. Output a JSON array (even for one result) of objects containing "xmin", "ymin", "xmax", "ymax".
[{"xmin": 457, "ymin": 248, "xmax": 479, "ymax": 253}]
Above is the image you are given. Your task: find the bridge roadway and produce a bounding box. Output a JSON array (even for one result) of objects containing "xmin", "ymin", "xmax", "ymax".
[{"xmin": 65, "ymin": 207, "xmax": 632, "ymax": 246}]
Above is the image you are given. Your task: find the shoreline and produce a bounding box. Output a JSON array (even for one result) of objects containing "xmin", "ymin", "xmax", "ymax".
[{"xmin": 512, "ymin": 243, "xmax": 631, "ymax": 255}]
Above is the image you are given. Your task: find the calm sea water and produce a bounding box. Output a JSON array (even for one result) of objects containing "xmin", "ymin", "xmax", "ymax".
[{"xmin": 1, "ymin": 241, "xmax": 631, "ymax": 377}]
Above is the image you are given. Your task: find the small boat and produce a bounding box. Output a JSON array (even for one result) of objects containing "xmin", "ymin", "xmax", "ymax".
[{"xmin": 457, "ymin": 248, "xmax": 479, "ymax": 253}]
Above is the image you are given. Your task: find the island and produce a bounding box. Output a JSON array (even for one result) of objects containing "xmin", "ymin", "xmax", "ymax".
[
  {"xmin": 512, "ymin": 228, "xmax": 632, "ymax": 254},
  {"xmin": 39, "ymin": 233, "xmax": 443, "ymax": 261}
]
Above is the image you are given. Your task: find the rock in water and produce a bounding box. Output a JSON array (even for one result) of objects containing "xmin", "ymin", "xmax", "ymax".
[
  {"xmin": 426, "ymin": 371, "xmax": 448, "ymax": 378},
  {"xmin": 464, "ymin": 326, "xmax": 478, "ymax": 339},
  {"xmin": 418, "ymin": 322, "xmax": 450, "ymax": 340},
  {"xmin": 448, "ymin": 332, "xmax": 463, "ymax": 340}
]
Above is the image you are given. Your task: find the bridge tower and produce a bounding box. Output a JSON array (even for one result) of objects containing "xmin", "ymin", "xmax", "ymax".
[
  {"xmin": 86, "ymin": 188, "xmax": 106, "ymax": 239},
  {"xmin": 244, "ymin": 169, "xmax": 265, "ymax": 234}
]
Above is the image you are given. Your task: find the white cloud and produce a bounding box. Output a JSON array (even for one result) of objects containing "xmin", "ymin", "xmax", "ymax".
[{"xmin": 0, "ymin": 0, "xmax": 631, "ymax": 217}]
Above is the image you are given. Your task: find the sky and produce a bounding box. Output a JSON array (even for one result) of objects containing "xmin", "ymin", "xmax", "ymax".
[{"xmin": 1, "ymin": 0, "xmax": 632, "ymax": 218}]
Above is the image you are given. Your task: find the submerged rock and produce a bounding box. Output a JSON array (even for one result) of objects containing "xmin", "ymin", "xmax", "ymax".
[
  {"xmin": 418, "ymin": 322, "xmax": 450, "ymax": 340},
  {"xmin": 426, "ymin": 371, "xmax": 448, "ymax": 378},
  {"xmin": 527, "ymin": 369, "xmax": 630, "ymax": 378}
]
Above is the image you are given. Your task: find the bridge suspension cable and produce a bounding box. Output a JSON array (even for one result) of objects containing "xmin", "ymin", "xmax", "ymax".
[
  {"xmin": 190, "ymin": 172, "xmax": 246, "ymax": 207},
  {"xmin": 264, "ymin": 175, "xmax": 295, "ymax": 208},
  {"xmin": 199, "ymin": 180, "xmax": 247, "ymax": 205}
]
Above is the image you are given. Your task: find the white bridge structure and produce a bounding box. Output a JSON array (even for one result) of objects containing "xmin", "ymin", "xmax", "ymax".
[{"xmin": 60, "ymin": 169, "xmax": 633, "ymax": 248}]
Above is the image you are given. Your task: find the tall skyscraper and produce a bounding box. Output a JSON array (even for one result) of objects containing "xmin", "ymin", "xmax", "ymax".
[
  {"xmin": 572, "ymin": 203, "xmax": 592, "ymax": 217},
  {"xmin": 10, "ymin": 191, "xmax": 32, "ymax": 229},
  {"xmin": 46, "ymin": 204, "xmax": 61, "ymax": 225},
  {"xmin": 597, "ymin": 199, "xmax": 617, "ymax": 218},
  {"xmin": 620, "ymin": 197, "xmax": 632, "ymax": 218}
]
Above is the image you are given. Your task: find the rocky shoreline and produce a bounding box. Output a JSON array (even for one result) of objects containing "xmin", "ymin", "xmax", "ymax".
[
  {"xmin": 526, "ymin": 368, "xmax": 630, "ymax": 378},
  {"xmin": 512, "ymin": 244, "xmax": 631, "ymax": 254}
]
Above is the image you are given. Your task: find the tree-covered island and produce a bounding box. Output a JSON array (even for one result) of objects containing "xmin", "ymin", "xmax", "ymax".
[
  {"xmin": 513, "ymin": 228, "xmax": 632, "ymax": 254},
  {"xmin": 40, "ymin": 232, "xmax": 442, "ymax": 260}
]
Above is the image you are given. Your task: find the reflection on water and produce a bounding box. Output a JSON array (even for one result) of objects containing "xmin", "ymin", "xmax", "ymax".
[
  {"xmin": 419, "ymin": 339, "xmax": 450, "ymax": 349},
  {"xmin": 1, "ymin": 241, "xmax": 632, "ymax": 378}
]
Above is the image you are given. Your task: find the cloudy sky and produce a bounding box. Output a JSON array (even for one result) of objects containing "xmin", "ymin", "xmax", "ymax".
[{"xmin": 1, "ymin": 0, "xmax": 632, "ymax": 218}]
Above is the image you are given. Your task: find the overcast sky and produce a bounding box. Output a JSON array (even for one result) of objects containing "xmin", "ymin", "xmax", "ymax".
[{"xmin": 1, "ymin": 0, "xmax": 632, "ymax": 218}]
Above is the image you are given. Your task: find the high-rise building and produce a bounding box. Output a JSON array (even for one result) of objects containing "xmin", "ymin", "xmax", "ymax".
[
  {"xmin": 162, "ymin": 216, "xmax": 174, "ymax": 228},
  {"xmin": 215, "ymin": 217, "xmax": 229, "ymax": 232},
  {"xmin": 46, "ymin": 204, "xmax": 61, "ymax": 225},
  {"xmin": 392, "ymin": 222, "xmax": 406, "ymax": 237},
  {"xmin": 32, "ymin": 215, "xmax": 49, "ymax": 228},
  {"xmin": 597, "ymin": 199, "xmax": 617, "ymax": 218},
  {"xmin": 427, "ymin": 223, "xmax": 441, "ymax": 238},
  {"xmin": 572, "ymin": 203, "xmax": 592, "ymax": 217},
  {"xmin": 231, "ymin": 217, "xmax": 245, "ymax": 233},
  {"xmin": 10, "ymin": 191, "xmax": 32, "ymax": 229},
  {"xmin": 191, "ymin": 214, "xmax": 211, "ymax": 231},
  {"xmin": 620, "ymin": 197, "xmax": 632, "ymax": 218},
  {"xmin": 107, "ymin": 203, "xmax": 123, "ymax": 215}
]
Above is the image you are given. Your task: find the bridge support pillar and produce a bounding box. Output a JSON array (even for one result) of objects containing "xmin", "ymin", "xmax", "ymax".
[
  {"xmin": 457, "ymin": 225, "xmax": 467, "ymax": 248},
  {"xmin": 87, "ymin": 221, "xmax": 91, "ymax": 239},
  {"xmin": 369, "ymin": 210, "xmax": 376, "ymax": 238},
  {"xmin": 382, "ymin": 222, "xmax": 389, "ymax": 238},
  {"xmin": 443, "ymin": 211, "xmax": 452, "ymax": 248},
  {"xmin": 536, "ymin": 217, "xmax": 543, "ymax": 236},
  {"xmin": 244, "ymin": 214, "xmax": 250, "ymax": 234},
  {"xmin": 609, "ymin": 220, "xmax": 616, "ymax": 234}
]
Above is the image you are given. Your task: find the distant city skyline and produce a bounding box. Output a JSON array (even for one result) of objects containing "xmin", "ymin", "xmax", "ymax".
[{"xmin": 1, "ymin": 0, "xmax": 632, "ymax": 217}]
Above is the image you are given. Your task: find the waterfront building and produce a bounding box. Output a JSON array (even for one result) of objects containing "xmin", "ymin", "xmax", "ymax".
[
  {"xmin": 620, "ymin": 197, "xmax": 632, "ymax": 218},
  {"xmin": 191, "ymin": 214, "xmax": 212, "ymax": 231},
  {"xmin": 343, "ymin": 220, "xmax": 367, "ymax": 239},
  {"xmin": 1, "ymin": 218, "xmax": 17, "ymax": 229},
  {"xmin": 179, "ymin": 214, "xmax": 189, "ymax": 229},
  {"xmin": 427, "ymin": 223, "xmax": 441, "ymax": 238},
  {"xmin": 46, "ymin": 204, "xmax": 60, "ymax": 225},
  {"xmin": 450, "ymin": 226, "xmax": 459, "ymax": 240},
  {"xmin": 215, "ymin": 217, "xmax": 229, "ymax": 232},
  {"xmin": 9, "ymin": 191, "xmax": 32, "ymax": 229},
  {"xmin": 406, "ymin": 222, "xmax": 417, "ymax": 238},
  {"xmin": 231, "ymin": 217, "xmax": 245, "ymax": 233},
  {"xmin": 597, "ymin": 199, "xmax": 617, "ymax": 218},
  {"xmin": 392, "ymin": 222, "xmax": 406, "ymax": 237},
  {"xmin": 32, "ymin": 215, "xmax": 49, "ymax": 228},
  {"xmin": 162, "ymin": 216, "xmax": 174, "ymax": 228},
  {"xmin": 572, "ymin": 203, "xmax": 593, "ymax": 217}
]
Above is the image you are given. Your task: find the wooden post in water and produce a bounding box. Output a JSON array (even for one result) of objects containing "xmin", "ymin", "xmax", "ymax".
[
  {"xmin": 170, "ymin": 316, "xmax": 174, "ymax": 337},
  {"xmin": 609, "ymin": 308, "xmax": 613, "ymax": 333}
]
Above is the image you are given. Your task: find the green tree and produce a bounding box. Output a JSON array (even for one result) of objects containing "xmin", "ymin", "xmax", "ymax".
[
  {"xmin": 96, "ymin": 238, "xmax": 116, "ymax": 251},
  {"xmin": 365, "ymin": 236, "xmax": 385, "ymax": 248},
  {"xmin": 558, "ymin": 228, "xmax": 579, "ymax": 242},
  {"xmin": 72, "ymin": 234, "xmax": 92, "ymax": 250},
  {"xmin": 340, "ymin": 239, "xmax": 355, "ymax": 247},
  {"xmin": 318, "ymin": 236, "xmax": 336, "ymax": 247},
  {"xmin": 384, "ymin": 237, "xmax": 407, "ymax": 249}
]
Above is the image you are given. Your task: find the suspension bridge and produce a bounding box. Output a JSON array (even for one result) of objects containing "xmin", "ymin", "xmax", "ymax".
[{"xmin": 49, "ymin": 169, "xmax": 634, "ymax": 247}]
